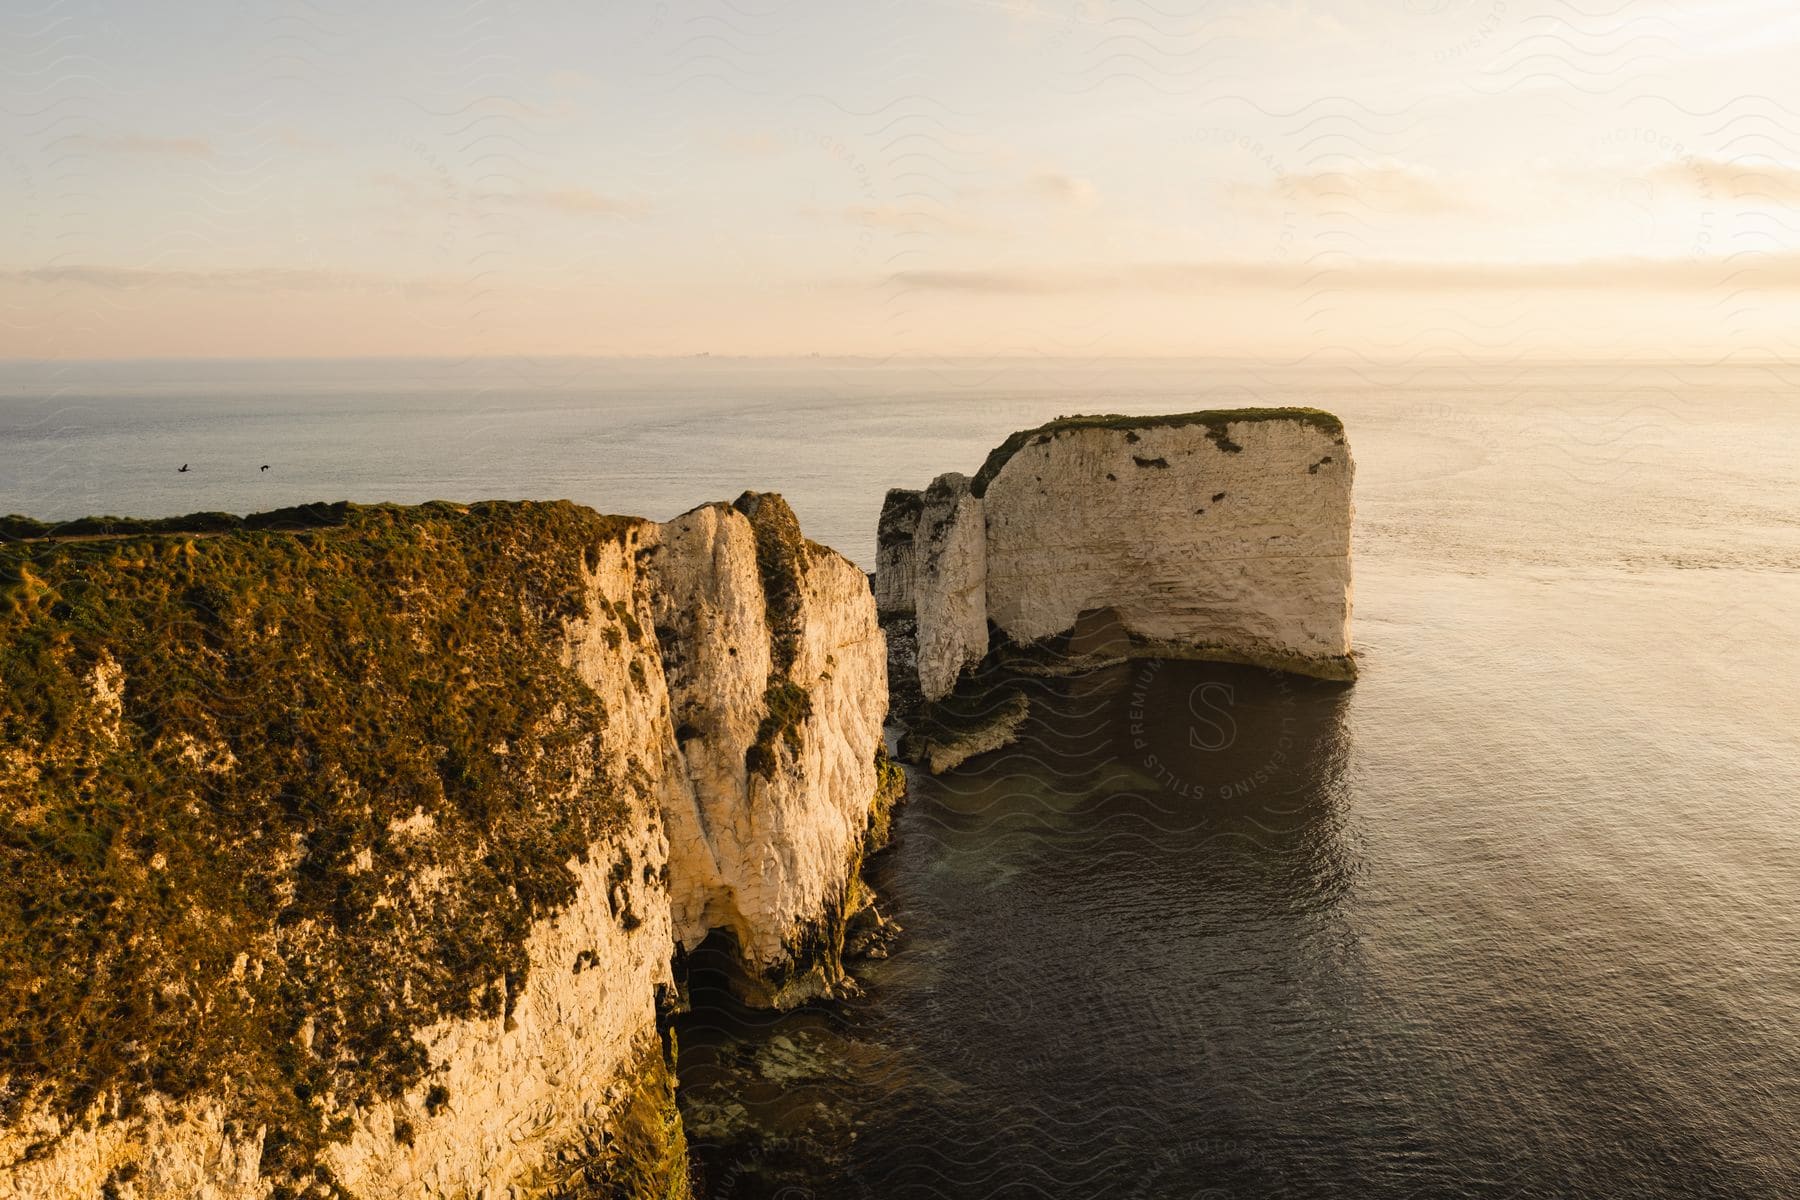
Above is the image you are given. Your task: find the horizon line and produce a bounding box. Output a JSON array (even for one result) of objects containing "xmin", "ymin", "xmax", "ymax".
[{"xmin": 1, "ymin": 351, "xmax": 1793, "ymax": 368}]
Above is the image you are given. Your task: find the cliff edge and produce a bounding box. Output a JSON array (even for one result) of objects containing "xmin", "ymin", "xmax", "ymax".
[
  {"xmin": 878, "ymin": 409, "xmax": 1355, "ymax": 742},
  {"xmin": 0, "ymin": 496, "xmax": 892, "ymax": 1200}
]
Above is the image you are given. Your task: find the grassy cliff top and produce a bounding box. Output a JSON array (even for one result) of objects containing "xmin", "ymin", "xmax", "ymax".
[
  {"xmin": 5, "ymin": 501, "xmax": 399, "ymax": 544},
  {"xmin": 1, "ymin": 499, "xmax": 655, "ymax": 546},
  {"xmin": 969, "ymin": 407, "xmax": 1346, "ymax": 497},
  {"xmin": 876, "ymin": 488, "xmax": 925, "ymax": 545},
  {"xmin": 0, "ymin": 500, "xmax": 652, "ymax": 1190}
]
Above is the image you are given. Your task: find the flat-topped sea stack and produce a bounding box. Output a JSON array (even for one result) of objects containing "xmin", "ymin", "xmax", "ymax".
[
  {"xmin": 878, "ymin": 409, "xmax": 1356, "ymax": 718},
  {"xmin": 0, "ymin": 496, "xmax": 900, "ymax": 1200}
]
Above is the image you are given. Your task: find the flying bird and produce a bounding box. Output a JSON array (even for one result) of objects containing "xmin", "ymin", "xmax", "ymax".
[
  {"xmin": 177, "ymin": 463, "xmax": 190, "ymax": 473},
  {"xmin": 260, "ymin": 464, "xmax": 270, "ymax": 472}
]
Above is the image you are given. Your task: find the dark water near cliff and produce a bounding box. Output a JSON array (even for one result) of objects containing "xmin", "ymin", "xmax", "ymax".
[{"xmin": 5, "ymin": 358, "xmax": 1800, "ymax": 1196}]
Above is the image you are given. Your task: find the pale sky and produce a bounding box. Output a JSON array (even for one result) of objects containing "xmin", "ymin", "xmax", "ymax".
[{"xmin": 3, "ymin": 0, "xmax": 1799, "ymax": 360}]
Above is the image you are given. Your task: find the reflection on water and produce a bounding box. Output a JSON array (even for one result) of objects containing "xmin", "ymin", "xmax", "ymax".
[
  {"xmin": 682, "ymin": 607, "xmax": 1800, "ymax": 1197},
  {"xmin": 679, "ymin": 661, "xmax": 1366, "ymax": 1198},
  {"xmin": 847, "ymin": 663, "xmax": 1360, "ymax": 1198}
]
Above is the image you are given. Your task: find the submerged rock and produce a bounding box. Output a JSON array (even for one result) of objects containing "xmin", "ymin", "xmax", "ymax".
[
  {"xmin": 0, "ymin": 497, "xmax": 895, "ymax": 1200},
  {"xmin": 896, "ymin": 686, "xmax": 1032, "ymax": 775},
  {"xmin": 843, "ymin": 899, "xmax": 902, "ymax": 961}
]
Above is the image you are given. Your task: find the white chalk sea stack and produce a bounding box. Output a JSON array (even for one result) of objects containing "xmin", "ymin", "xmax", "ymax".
[{"xmin": 878, "ymin": 409, "xmax": 1356, "ymax": 702}]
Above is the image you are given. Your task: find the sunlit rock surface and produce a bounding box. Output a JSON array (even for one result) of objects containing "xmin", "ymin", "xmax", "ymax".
[
  {"xmin": 651, "ymin": 493, "xmax": 889, "ymax": 1008},
  {"xmin": 908, "ymin": 473, "xmax": 990, "ymax": 704},
  {"xmin": 878, "ymin": 410, "xmax": 1356, "ymax": 706},
  {"xmin": 0, "ymin": 497, "xmax": 889, "ymax": 1200}
]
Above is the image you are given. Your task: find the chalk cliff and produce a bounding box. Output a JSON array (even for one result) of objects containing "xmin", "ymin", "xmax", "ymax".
[
  {"xmin": 879, "ymin": 410, "xmax": 1355, "ymax": 704},
  {"xmin": 649, "ymin": 494, "xmax": 889, "ymax": 1007},
  {"xmin": 0, "ymin": 497, "xmax": 890, "ymax": 1200},
  {"xmin": 907, "ymin": 474, "xmax": 989, "ymax": 705},
  {"xmin": 872, "ymin": 490, "xmax": 921, "ymax": 618}
]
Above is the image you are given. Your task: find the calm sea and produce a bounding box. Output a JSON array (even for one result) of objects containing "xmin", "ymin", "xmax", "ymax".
[{"xmin": 4, "ymin": 358, "xmax": 1798, "ymax": 1198}]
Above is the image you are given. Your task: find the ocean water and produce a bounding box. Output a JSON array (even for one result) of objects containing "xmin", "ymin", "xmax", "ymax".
[{"xmin": 4, "ymin": 358, "xmax": 1799, "ymax": 1197}]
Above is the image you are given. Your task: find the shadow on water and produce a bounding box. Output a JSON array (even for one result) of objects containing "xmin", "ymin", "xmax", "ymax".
[{"xmin": 676, "ymin": 660, "xmax": 1363, "ymax": 1199}]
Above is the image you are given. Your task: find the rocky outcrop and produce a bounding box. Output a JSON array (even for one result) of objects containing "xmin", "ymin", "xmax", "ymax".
[
  {"xmin": 0, "ymin": 497, "xmax": 891, "ymax": 1200},
  {"xmin": 896, "ymin": 688, "xmax": 1030, "ymax": 775},
  {"xmin": 982, "ymin": 411, "xmax": 1355, "ymax": 677},
  {"xmin": 878, "ymin": 410, "xmax": 1356, "ymax": 704},
  {"xmin": 649, "ymin": 494, "xmax": 888, "ymax": 1007},
  {"xmin": 873, "ymin": 489, "xmax": 922, "ymax": 617},
  {"xmin": 909, "ymin": 474, "xmax": 989, "ymax": 704}
]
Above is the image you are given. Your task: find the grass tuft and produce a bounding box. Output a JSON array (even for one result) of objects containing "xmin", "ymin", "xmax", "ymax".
[{"xmin": 744, "ymin": 681, "xmax": 812, "ymax": 779}]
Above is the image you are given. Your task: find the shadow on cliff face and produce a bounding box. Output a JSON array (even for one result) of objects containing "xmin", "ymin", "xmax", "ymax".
[{"xmin": 674, "ymin": 659, "xmax": 1361, "ymax": 1198}]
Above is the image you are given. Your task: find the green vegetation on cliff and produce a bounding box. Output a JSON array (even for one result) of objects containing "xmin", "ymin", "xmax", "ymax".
[
  {"xmin": 570, "ymin": 1037, "xmax": 690, "ymax": 1200},
  {"xmin": 0, "ymin": 501, "xmax": 650, "ymax": 1190},
  {"xmin": 730, "ymin": 492, "xmax": 808, "ymax": 676},
  {"xmin": 968, "ymin": 407, "xmax": 1347, "ymax": 496},
  {"xmin": 875, "ymin": 489, "xmax": 924, "ymax": 547},
  {"xmin": 744, "ymin": 681, "xmax": 812, "ymax": 780},
  {"xmin": 867, "ymin": 745, "xmax": 906, "ymax": 853},
  {"xmin": 731, "ymin": 492, "xmax": 818, "ymax": 784}
]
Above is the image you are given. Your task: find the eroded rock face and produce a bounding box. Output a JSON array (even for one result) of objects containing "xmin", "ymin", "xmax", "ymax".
[
  {"xmin": 983, "ymin": 413, "xmax": 1354, "ymax": 678},
  {"xmin": 0, "ymin": 498, "xmax": 889, "ymax": 1200},
  {"xmin": 910, "ymin": 474, "xmax": 989, "ymax": 703},
  {"xmin": 877, "ymin": 410, "xmax": 1355, "ymax": 703},
  {"xmin": 873, "ymin": 488, "xmax": 923, "ymax": 616},
  {"xmin": 650, "ymin": 494, "xmax": 888, "ymax": 1006}
]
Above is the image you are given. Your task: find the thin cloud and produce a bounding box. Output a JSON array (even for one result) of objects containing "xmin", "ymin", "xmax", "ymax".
[
  {"xmin": 1229, "ymin": 162, "xmax": 1472, "ymax": 216},
  {"xmin": 275, "ymin": 128, "xmax": 334, "ymax": 152},
  {"xmin": 518, "ymin": 187, "xmax": 650, "ymax": 219},
  {"xmin": 887, "ymin": 255, "xmax": 1800, "ymax": 293},
  {"xmin": 374, "ymin": 173, "xmax": 650, "ymax": 220},
  {"xmin": 709, "ymin": 130, "xmax": 787, "ymax": 158},
  {"xmin": 66, "ymin": 133, "xmax": 214, "ymax": 159},
  {"xmin": 1027, "ymin": 171, "xmax": 1098, "ymax": 208},
  {"xmin": 1651, "ymin": 157, "xmax": 1800, "ymax": 203},
  {"xmin": 489, "ymin": 186, "xmax": 644, "ymax": 219},
  {"xmin": 2, "ymin": 265, "xmax": 451, "ymax": 294},
  {"xmin": 371, "ymin": 171, "xmax": 458, "ymax": 205},
  {"xmin": 842, "ymin": 202, "xmax": 995, "ymax": 237}
]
